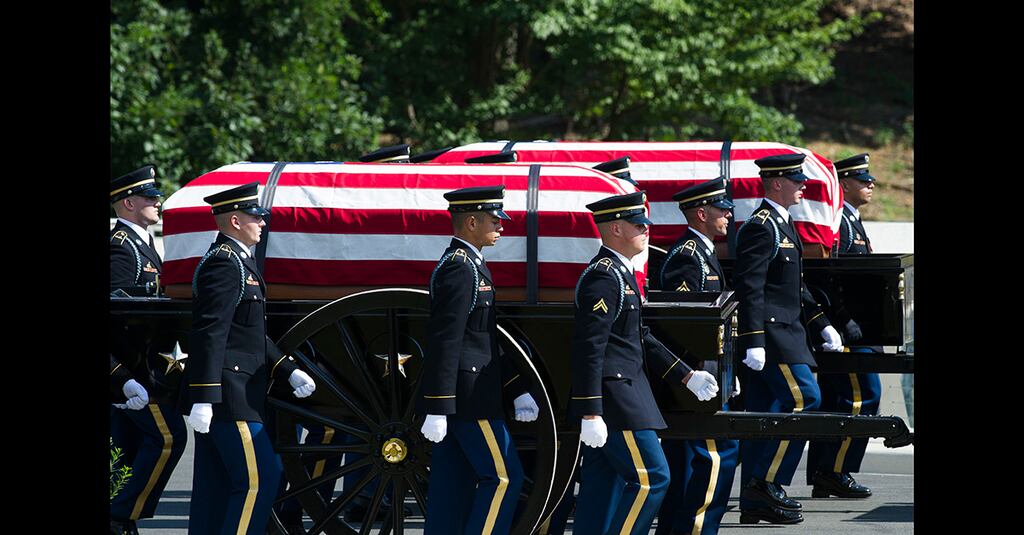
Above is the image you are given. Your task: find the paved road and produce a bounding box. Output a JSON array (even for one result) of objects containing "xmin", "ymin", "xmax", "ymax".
[{"xmin": 135, "ymin": 430, "xmax": 913, "ymax": 534}]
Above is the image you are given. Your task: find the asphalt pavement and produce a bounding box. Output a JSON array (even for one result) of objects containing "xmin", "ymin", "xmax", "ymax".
[{"xmin": 135, "ymin": 428, "xmax": 913, "ymax": 534}]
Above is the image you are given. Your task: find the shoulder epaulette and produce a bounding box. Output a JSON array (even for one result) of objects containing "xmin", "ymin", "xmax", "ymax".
[
  {"xmin": 110, "ymin": 230, "xmax": 129, "ymax": 245},
  {"xmin": 193, "ymin": 244, "xmax": 246, "ymax": 305},
  {"xmin": 575, "ymin": 258, "xmax": 625, "ymax": 321},
  {"xmin": 738, "ymin": 210, "xmax": 781, "ymax": 261},
  {"xmin": 215, "ymin": 244, "xmax": 237, "ymax": 258},
  {"xmin": 430, "ymin": 248, "xmax": 480, "ymax": 311},
  {"xmin": 662, "ymin": 240, "xmax": 707, "ymax": 291},
  {"xmin": 111, "ymin": 230, "xmax": 142, "ymax": 283}
]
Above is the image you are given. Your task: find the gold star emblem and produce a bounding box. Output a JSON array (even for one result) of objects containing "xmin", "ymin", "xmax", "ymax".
[
  {"xmin": 375, "ymin": 353, "xmax": 413, "ymax": 377},
  {"xmin": 158, "ymin": 342, "xmax": 188, "ymax": 374}
]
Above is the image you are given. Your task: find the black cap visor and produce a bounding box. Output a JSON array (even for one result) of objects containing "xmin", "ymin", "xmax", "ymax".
[
  {"xmin": 624, "ymin": 212, "xmax": 654, "ymax": 225},
  {"xmin": 240, "ymin": 206, "xmax": 271, "ymax": 217},
  {"xmin": 711, "ymin": 198, "xmax": 735, "ymax": 209}
]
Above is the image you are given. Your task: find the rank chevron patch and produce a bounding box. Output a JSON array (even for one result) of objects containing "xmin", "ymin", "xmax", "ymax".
[{"xmin": 593, "ymin": 298, "xmax": 609, "ymax": 314}]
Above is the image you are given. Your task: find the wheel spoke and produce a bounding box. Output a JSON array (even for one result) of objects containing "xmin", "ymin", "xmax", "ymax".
[
  {"xmin": 358, "ymin": 475, "xmax": 392, "ymax": 535},
  {"xmin": 389, "ymin": 475, "xmax": 405, "ymax": 534},
  {"xmin": 309, "ymin": 466, "xmax": 380, "ymax": 535},
  {"xmin": 275, "ymin": 443, "xmax": 372, "ymax": 457},
  {"xmin": 401, "ymin": 361, "xmax": 426, "ymax": 422},
  {"xmin": 403, "ymin": 473, "xmax": 428, "ymax": 516},
  {"xmin": 268, "ymin": 397, "xmax": 371, "ymax": 441},
  {"xmin": 276, "ymin": 455, "xmax": 375, "ymax": 504},
  {"xmin": 335, "ymin": 320, "xmax": 389, "ymax": 421},
  {"xmin": 291, "ymin": 348, "xmax": 379, "ymax": 430},
  {"xmin": 386, "ymin": 309, "xmax": 401, "ymax": 420}
]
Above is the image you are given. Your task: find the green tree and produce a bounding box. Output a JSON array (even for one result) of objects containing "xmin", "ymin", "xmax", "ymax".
[
  {"xmin": 352, "ymin": 0, "xmax": 871, "ymax": 148},
  {"xmin": 111, "ymin": 0, "xmax": 383, "ymax": 192}
]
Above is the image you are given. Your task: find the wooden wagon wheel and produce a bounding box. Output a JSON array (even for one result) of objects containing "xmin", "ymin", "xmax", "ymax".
[{"xmin": 266, "ymin": 289, "xmax": 558, "ymax": 535}]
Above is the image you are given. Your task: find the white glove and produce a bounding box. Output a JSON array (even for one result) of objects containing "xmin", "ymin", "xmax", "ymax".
[
  {"xmin": 122, "ymin": 379, "xmax": 149, "ymax": 410},
  {"xmin": 580, "ymin": 416, "xmax": 608, "ymax": 448},
  {"xmin": 685, "ymin": 371, "xmax": 719, "ymax": 401},
  {"xmin": 743, "ymin": 347, "xmax": 766, "ymax": 371},
  {"xmin": 731, "ymin": 375, "xmax": 741, "ymax": 398},
  {"xmin": 421, "ymin": 414, "xmax": 447, "ymax": 443},
  {"xmin": 187, "ymin": 403, "xmax": 213, "ymax": 434},
  {"xmin": 288, "ymin": 369, "xmax": 317, "ymax": 398},
  {"xmin": 820, "ymin": 325, "xmax": 844, "ymax": 352},
  {"xmin": 513, "ymin": 393, "xmax": 540, "ymax": 422}
]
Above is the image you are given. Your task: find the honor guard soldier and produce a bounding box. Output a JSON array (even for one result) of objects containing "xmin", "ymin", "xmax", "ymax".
[
  {"xmin": 655, "ymin": 177, "xmax": 739, "ymax": 535},
  {"xmin": 358, "ymin": 143, "xmax": 411, "ymax": 163},
  {"xmin": 410, "ymin": 146, "xmax": 454, "ymax": 163},
  {"xmin": 805, "ymin": 153, "xmax": 880, "ymax": 499},
  {"xmin": 464, "ymin": 151, "xmax": 518, "ymax": 164},
  {"xmin": 734, "ymin": 154, "xmax": 845, "ymax": 524},
  {"xmin": 569, "ymin": 191, "xmax": 719, "ymax": 535},
  {"xmin": 110, "ymin": 164, "xmax": 164, "ymax": 295},
  {"xmin": 181, "ymin": 182, "xmax": 318, "ymax": 535},
  {"xmin": 419, "ymin": 185, "xmax": 539, "ymax": 535},
  {"xmin": 594, "ymin": 156, "xmax": 641, "ymax": 187},
  {"xmin": 109, "ymin": 165, "xmax": 188, "ymax": 535}
]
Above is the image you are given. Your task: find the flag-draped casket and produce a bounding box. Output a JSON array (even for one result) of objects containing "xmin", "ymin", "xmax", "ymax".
[
  {"xmin": 160, "ymin": 162, "xmax": 641, "ymax": 300},
  {"xmin": 432, "ymin": 142, "xmax": 843, "ymax": 251}
]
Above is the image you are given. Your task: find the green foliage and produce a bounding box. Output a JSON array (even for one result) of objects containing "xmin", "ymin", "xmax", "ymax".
[
  {"xmin": 111, "ymin": 0, "xmax": 871, "ymax": 184},
  {"xmin": 110, "ymin": 438, "xmax": 132, "ymax": 501},
  {"xmin": 111, "ymin": 0, "xmax": 382, "ymax": 191}
]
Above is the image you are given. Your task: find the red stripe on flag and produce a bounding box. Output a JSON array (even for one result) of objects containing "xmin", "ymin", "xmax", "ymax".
[
  {"xmin": 434, "ymin": 146, "xmax": 824, "ymax": 165},
  {"xmin": 161, "ymin": 207, "xmax": 602, "ymax": 238}
]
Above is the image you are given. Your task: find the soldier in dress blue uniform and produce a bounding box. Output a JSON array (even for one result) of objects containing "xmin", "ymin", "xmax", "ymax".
[
  {"xmin": 181, "ymin": 182, "xmax": 318, "ymax": 535},
  {"xmin": 419, "ymin": 185, "xmax": 540, "ymax": 535},
  {"xmin": 569, "ymin": 191, "xmax": 720, "ymax": 535},
  {"xmin": 594, "ymin": 156, "xmax": 641, "ymax": 187},
  {"xmin": 109, "ymin": 165, "xmax": 188, "ymax": 535},
  {"xmin": 804, "ymin": 153, "xmax": 880, "ymax": 499},
  {"xmin": 655, "ymin": 177, "xmax": 740, "ymax": 535},
  {"xmin": 358, "ymin": 143, "xmax": 411, "ymax": 163},
  {"xmin": 464, "ymin": 151, "xmax": 518, "ymax": 164},
  {"xmin": 733, "ymin": 153, "xmax": 845, "ymax": 524},
  {"xmin": 410, "ymin": 146, "xmax": 454, "ymax": 163}
]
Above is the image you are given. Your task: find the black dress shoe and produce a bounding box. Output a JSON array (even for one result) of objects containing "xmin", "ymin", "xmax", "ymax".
[
  {"xmin": 742, "ymin": 478, "xmax": 802, "ymax": 510},
  {"xmin": 811, "ymin": 471, "xmax": 872, "ymax": 498},
  {"xmin": 739, "ymin": 505, "xmax": 804, "ymax": 524}
]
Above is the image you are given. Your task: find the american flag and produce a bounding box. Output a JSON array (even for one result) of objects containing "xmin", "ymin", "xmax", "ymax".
[
  {"xmin": 433, "ymin": 141, "xmax": 843, "ymax": 250},
  {"xmin": 160, "ymin": 162, "xmax": 640, "ymax": 293}
]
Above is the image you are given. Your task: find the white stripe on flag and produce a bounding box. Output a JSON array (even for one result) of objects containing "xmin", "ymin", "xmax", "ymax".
[
  {"xmin": 164, "ymin": 231, "xmax": 219, "ymax": 262},
  {"xmin": 166, "ymin": 231, "xmax": 603, "ymax": 264},
  {"xmin": 164, "ymin": 185, "xmax": 621, "ymax": 213}
]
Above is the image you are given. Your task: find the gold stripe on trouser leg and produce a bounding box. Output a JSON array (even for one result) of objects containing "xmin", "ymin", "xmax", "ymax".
[
  {"xmin": 833, "ymin": 373, "xmax": 863, "ymax": 472},
  {"xmin": 691, "ymin": 440, "xmax": 721, "ymax": 535},
  {"xmin": 235, "ymin": 422, "xmax": 259, "ymax": 535},
  {"xmin": 478, "ymin": 420, "xmax": 510, "ymax": 535},
  {"xmin": 312, "ymin": 427, "xmax": 335, "ymax": 478},
  {"xmin": 766, "ymin": 364, "xmax": 805, "ymax": 482},
  {"xmin": 620, "ymin": 430, "xmax": 651, "ymax": 535},
  {"xmin": 130, "ymin": 405, "xmax": 174, "ymax": 519}
]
